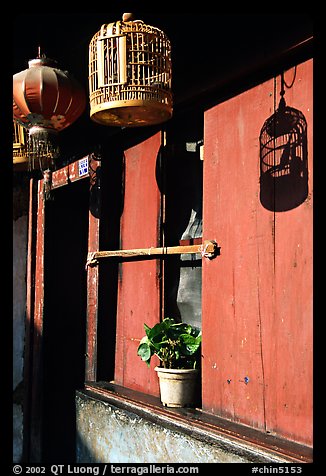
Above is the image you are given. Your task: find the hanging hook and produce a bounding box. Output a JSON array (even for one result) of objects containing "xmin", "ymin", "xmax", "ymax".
[
  {"xmin": 280, "ymin": 66, "xmax": 297, "ymax": 106},
  {"xmin": 283, "ymin": 66, "xmax": 297, "ymax": 89}
]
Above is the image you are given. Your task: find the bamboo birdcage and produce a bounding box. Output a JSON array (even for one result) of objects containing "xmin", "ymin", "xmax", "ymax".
[
  {"xmin": 13, "ymin": 121, "xmax": 28, "ymax": 168},
  {"xmin": 89, "ymin": 14, "xmax": 173, "ymax": 127}
]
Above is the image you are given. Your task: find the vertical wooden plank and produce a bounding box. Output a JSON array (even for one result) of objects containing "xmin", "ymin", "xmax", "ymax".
[
  {"xmin": 202, "ymin": 59, "xmax": 313, "ymax": 446},
  {"xmin": 27, "ymin": 158, "xmax": 98, "ymax": 461},
  {"xmin": 29, "ymin": 179, "xmax": 45, "ymax": 462},
  {"xmin": 23, "ymin": 178, "xmax": 37, "ymax": 461},
  {"xmin": 268, "ymin": 60, "xmax": 313, "ymax": 445},
  {"xmin": 114, "ymin": 132, "xmax": 162, "ymax": 396},
  {"xmin": 202, "ymin": 82, "xmax": 273, "ymax": 431},
  {"xmin": 85, "ymin": 157, "xmax": 101, "ymax": 382}
]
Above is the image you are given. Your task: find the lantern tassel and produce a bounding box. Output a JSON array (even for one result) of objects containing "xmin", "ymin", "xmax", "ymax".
[
  {"xmin": 42, "ymin": 169, "xmax": 53, "ymax": 201},
  {"xmin": 27, "ymin": 126, "xmax": 59, "ymax": 172}
]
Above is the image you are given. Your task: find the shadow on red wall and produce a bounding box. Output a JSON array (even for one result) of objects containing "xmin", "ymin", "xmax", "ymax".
[{"xmin": 259, "ymin": 75, "xmax": 308, "ymax": 212}]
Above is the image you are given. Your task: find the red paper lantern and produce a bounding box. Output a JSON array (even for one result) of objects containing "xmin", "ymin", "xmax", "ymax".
[{"xmin": 13, "ymin": 52, "xmax": 86, "ymax": 171}]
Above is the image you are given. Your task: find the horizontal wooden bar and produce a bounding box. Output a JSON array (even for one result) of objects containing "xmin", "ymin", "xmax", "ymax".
[{"xmin": 86, "ymin": 240, "xmax": 219, "ymax": 267}]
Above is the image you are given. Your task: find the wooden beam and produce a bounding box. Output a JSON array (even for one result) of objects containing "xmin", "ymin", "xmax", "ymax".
[{"xmin": 86, "ymin": 240, "xmax": 219, "ymax": 267}]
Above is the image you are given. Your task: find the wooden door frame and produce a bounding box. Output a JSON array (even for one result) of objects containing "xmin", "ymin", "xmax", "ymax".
[{"xmin": 24, "ymin": 155, "xmax": 101, "ymax": 462}]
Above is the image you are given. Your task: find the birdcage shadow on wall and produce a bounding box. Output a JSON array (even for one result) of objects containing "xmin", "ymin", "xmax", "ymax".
[
  {"xmin": 259, "ymin": 92, "xmax": 308, "ymax": 212},
  {"xmin": 89, "ymin": 14, "xmax": 173, "ymax": 127}
]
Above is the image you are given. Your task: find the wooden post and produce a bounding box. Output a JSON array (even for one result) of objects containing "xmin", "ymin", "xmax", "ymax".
[
  {"xmin": 29, "ymin": 179, "xmax": 45, "ymax": 462},
  {"xmin": 85, "ymin": 157, "xmax": 101, "ymax": 382},
  {"xmin": 23, "ymin": 177, "xmax": 37, "ymax": 461}
]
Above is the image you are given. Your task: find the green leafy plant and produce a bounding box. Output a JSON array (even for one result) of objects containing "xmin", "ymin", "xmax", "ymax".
[{"xmin": 137, "ymin": 317, "xmax": 202, "ymax": 369}]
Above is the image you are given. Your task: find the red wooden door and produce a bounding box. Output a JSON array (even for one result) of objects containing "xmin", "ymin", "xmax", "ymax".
[
  {"xmin": 27, "ymin": 157, "xmax": 101, "ymax": 461},
  {"xmin": 114, "ymin": 132, "xmax": 162, "ymax": 396},
  {"xmin": 202, "ymin": 60, "xmax": 313, "ymax": 446}
]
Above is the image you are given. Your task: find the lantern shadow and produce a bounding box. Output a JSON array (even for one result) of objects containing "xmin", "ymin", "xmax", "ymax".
[{"xmin": 259, "ymin": 98, "xmax": 308, "ymax": 212}]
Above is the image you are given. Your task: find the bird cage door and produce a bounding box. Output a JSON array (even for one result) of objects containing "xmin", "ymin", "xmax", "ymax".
[{"xmin": 97, "ymin": 27, "xmax": 127, "ymax": 87}]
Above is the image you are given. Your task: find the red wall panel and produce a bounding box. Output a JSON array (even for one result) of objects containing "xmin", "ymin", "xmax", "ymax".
[
  {"xmin": 114, "ymin": 132, "xmax": 162, "ymax": 396},
  {"xmin": 269, "ymin": 62, "xmax": 313, "ymax": 444},
  {"xmin": 202, "ymin": 60, "xmax": 313, "ymax": 446}
]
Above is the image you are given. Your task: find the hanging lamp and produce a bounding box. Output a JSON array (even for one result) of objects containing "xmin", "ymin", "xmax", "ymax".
[
  {"xmin": 13, "ymin": 50, "xmax": 86, "ymax": 172},
  {"xmin": 89, "ymin": 13, "xmax": 173, "ymax": 127}
]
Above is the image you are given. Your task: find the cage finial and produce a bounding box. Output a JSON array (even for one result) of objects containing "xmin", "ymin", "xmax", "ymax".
[{"xmin": 122, "ymin": 13, "xmax": 135, "ymax": 22}]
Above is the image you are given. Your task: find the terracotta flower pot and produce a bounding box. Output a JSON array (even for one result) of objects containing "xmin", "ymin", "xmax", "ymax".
[{"xmin": 154, "ymin": 366, "xmax": 199, "ymax": 408}]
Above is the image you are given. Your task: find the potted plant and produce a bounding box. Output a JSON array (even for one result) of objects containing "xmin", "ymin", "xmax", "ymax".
[{"xmin": 137, "ymin": 317, "xmax": 202, "ymax": 408}]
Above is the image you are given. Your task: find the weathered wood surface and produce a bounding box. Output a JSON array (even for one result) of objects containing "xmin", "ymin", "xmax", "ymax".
[
  {"xmin": 202, "ymin": 60, "xmax": 313, "ymax": 446},
  {"xmin": 86, "ymin": 240, "xmax": 218, "ymax": 263},
  {"xmin": 114, "ymin": 132, "xmax": 162, "ymax": 396},
  {"xmin": 85, "ymin": 157, "xmax": 101, "ymax": 382}
]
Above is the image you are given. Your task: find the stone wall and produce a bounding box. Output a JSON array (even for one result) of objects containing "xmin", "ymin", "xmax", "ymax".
[
  {"xmin": 13, "ymin": 175, "xmax": 29, "ymax": 462},
  {"xmin": 76, "ymin": 391, "xmax": 291, "ymax": 464}
]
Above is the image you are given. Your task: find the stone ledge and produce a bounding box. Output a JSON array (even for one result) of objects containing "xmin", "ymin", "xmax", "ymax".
[{"xmin": 76, "ymin": 383, "xmax": 312, "ymax": 464}]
